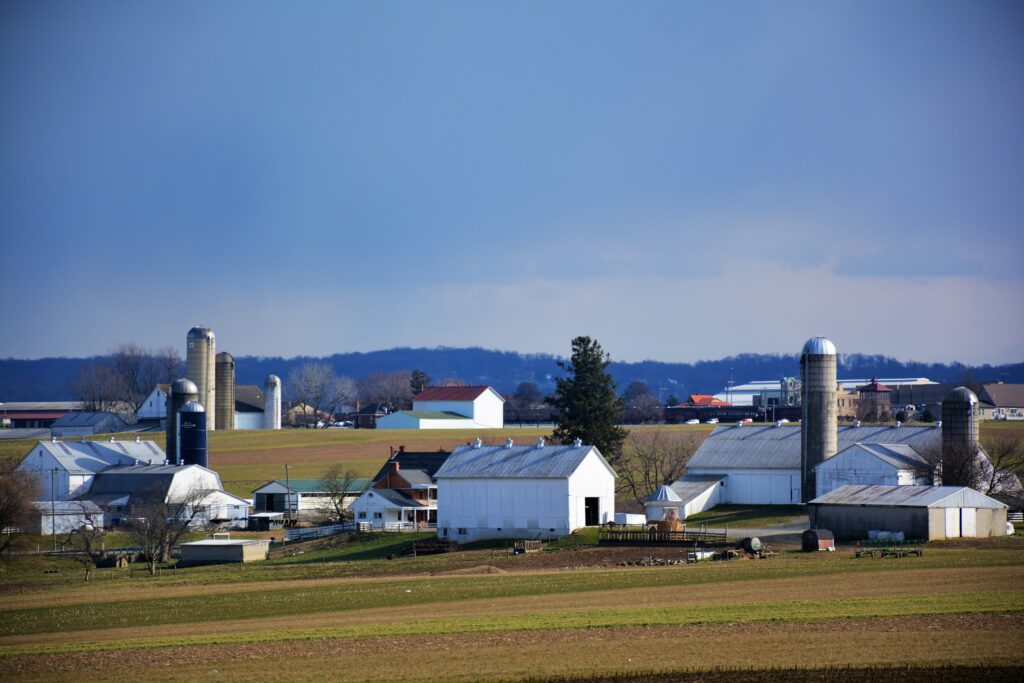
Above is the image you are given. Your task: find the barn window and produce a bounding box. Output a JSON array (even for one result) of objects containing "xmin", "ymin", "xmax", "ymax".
[
  {"xmin": 358, "ymin": 512, "xmax": 366, "ymax": 519},
  {"xmin": 373, "ymin": 512, "xmax": 382, "ymax": 519},
  {"xmin": 457, "ymin": 528, "xmax": 467, "ymax": 535}
]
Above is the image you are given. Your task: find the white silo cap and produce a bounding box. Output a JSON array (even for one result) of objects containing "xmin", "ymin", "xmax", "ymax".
[{"xmin": 802, "ymin": 336, "xmax": 837, "ymax": 356}]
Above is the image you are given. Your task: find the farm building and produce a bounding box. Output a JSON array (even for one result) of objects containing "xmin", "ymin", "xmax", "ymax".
[
  {"xmin": 89, "ymin": 463, "xmax": 250, "ymax": 528},
  {"xmin": 252, "ymin": 477, "xmax": 370, "ymax": 520},
  {"xmin": 815, "ymin": 442, "xmax": 935, "ymax": 498},
  {"xmin": 15, "ymin": 437, "xmax": 167, "ymax": 501},
  {"xmin": 435, "ymin": 438, "xmax": 615, "ymax": 542},
  {"xmin": 377, "ymin": 386, "xmax": 505, "ymax": 429},
  {"xmin": 0, "ymin": 401, "xmax": 81, "ymax": 429},
  {"xmin": 978, "ymin": 382, "xmax": 1024, "ymax": 421},
  {"xmin": 808, "ymin": 485, "xmax": 1008, "ymax": 540},
  {"xmin": 30, "ymin": 500, "xmax": 105, "ymax": 536},
  {"xmin": 178, "ymin": 538, "xmax": 271, "ymax": 565},
  {"xmin": 350, "ymin": 447, "xmax": 449, "ymax": 529},
  {"xmin": 137, "ymin": 384, "xmax": 269, "ymax": 429},
  {"xmin": 50, "ymin": 411, "xmax": 127, "ymax": 437},
  {"xmin": 654, "ymin": 476, "xmax": 723, "ymax": 520}
]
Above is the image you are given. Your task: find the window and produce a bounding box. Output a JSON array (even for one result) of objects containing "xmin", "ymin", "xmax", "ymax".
[
  {"xmin": 358, "ymin": 512, "xmax": 366, "ymax": 519},
  {"xmin": 373, "ymin": 512, "xmax": 382, "ymax": 519},
  {"xmin": 457, "ymin": 528, "xmax": 467, "ymax": 535}
]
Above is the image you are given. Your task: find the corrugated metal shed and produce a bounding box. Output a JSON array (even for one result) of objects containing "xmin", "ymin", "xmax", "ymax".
[
  {"xmin": 810, "ymin": 484, "xmax": 1007, "ymax": 509},
  {"xmin": 688, "ymin": 424, "xmax": 944, "ymax": 470},
  {"xmin": 436, "ymin": 444, "xmax": 614, "ymax": 479}
]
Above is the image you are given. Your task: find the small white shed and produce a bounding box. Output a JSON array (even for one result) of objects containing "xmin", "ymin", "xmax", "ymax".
[{"xmin": 435, "ymin": 438, "xmax": 616, "ymax": 542}]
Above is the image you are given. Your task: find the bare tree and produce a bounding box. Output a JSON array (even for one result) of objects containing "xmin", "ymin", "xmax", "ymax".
[
  {"xmin": 978, "ymin": 434, "xmax": 1024, "ymax": 497},
  {"xmin": 62, "ymin": 504, "xmax": 107, "ymax": 581},
  {"xmin": 111, "ymin": 343, "xmax": 164, "ymax": 412},
  {"xmin": 68, "ymin": 362, "xmax": 125, "ymax": 413},
  {"xmin": 617, "ymin": 430, "xmax": 701, "ymax": 506},
  {"xmin": 358, "ymin": 371, "xmax": 413, "ymax": 413},
  {"xmin": 154, "ymin": 346, "xmax": 183, "ymax": 386},
  {"xmin": 288, "ymin": 363, "xmax": 357, "ymax": 428},
  {"xmin": 317, "ymin": 465, "xmax": 368, "ymax": 523},
  {"xmin": 0, "ymin": 461, "xmax": 39, "ymax": 557},
  {"xmin": 123, "ymin": 484, "xmax": 209, "ymax": 575}
]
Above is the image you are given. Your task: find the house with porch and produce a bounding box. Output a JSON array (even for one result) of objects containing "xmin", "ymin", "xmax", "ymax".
[
  {"xmin": 251, "ymin": 477, "xmax": 370, "ymax": 521},
  {"xmin": 349, "ymin": 447, "xmax": 450, "ymax": 529}
]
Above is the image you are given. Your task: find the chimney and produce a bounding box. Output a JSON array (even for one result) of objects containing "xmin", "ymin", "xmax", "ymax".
[
  {"xmin": 389, "ymin": 461, "xmax": 400, "ymax": 475},
  {"xmin": 399, "ymin": 445, "xmax": 405, "ymax": 453}
]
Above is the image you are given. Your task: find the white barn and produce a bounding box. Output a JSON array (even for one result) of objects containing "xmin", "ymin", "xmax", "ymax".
[
  {"xmin": 15, "ymin": 438, "xmax": 168, "ymax": 501},
  {"xmin": 377, "ymin": 386, "xmax": 505, "ymax": 430},
  {"xmin": 679, "ymin": 422, "xmax": 949, "ymax": 511},
  {"xmin": 815, "ymin": 442, "xmax": 935, "ymax": 498},
  {"xmin": 435, "ymin": 438, "xmax": 615, "ymax": 542}
]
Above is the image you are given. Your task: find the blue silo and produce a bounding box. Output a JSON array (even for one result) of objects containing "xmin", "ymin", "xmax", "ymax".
[{"xmin": 177, "ymin": 400, "xmax": 208, "ymax": 468}]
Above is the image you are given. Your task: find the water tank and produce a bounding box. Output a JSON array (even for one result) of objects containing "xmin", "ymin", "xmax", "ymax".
[
  {"xmin": 166, "ymin": 378, "xmax": 198, "ymax": 463},
  {"xmin": 177, "ymin": 401, "xmax": 208, "ymax": 468},
  {"xmin": 941, "ymin": 387, "xmax": 979, "ymax": 480},
  {"xmin": 263, "ymin": 375, "xmax": 281, "ymax": 430},
  {"xmin": 800, "ymin": 336, "xmax": 838, "ymax": 503},
  {"xmin": 186, "ymin": 326, "xmax": 216, "ymax": 431},
  {"xmin": 215, "ymin": 352, "xmax": 236, "ymax": 431}
]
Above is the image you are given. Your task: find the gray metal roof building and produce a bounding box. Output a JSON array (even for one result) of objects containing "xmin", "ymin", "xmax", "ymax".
[{"xmin": 436, "ymin": 442, "xmax": 615, "ymax": 479}]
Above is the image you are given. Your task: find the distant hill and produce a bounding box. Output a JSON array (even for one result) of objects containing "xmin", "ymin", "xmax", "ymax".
[{"xmin": 1, "ymin": 347, "xmax": 1022, "ymax": 402}]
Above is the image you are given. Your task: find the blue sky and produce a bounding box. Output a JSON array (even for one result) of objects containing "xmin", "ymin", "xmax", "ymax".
[{"xmin": 1, "ymin": 1, "xmax": 1022, "ymax": 364}]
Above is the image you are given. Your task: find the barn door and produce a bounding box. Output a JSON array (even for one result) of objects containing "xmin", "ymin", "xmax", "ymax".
[
  {"xmin": 584, "ymin": 497, "xmax": 600, "ymax": 526},
  {"xmin": 944, "ymin": 508, "xmax": 960, "ymax": 538},
  {"xmin": 960, "ymin": 508, "xmax": 977, "ymax": 537}
]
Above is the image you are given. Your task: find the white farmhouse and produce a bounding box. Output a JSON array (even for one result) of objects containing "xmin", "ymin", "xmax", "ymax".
[
  {"xmin": 815, "ymin": 443, "xmax": 935, "ymax": 498},
  {"xmin": 376, "ymin": 386, "xmax": 505, "ymax": 430},
  {"xmin": 16, "ymin": 437, "xmax": 168, "ymax": 501},
  {"xmin": 435, "ymin": 438, "xmax": 615, "ymax": 542}
]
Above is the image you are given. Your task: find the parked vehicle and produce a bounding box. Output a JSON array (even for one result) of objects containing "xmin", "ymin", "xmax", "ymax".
[{"xmin": 684, "ymin": 419, "xmax": 700, "ymax": 425}]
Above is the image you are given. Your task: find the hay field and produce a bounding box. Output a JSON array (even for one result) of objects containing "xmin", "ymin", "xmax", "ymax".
[{"xmin": 2, "ymin": 539, "xmax": 1022, "ymax": 681}]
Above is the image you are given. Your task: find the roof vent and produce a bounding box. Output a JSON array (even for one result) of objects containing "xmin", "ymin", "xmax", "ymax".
[
  {"xmin": 894, "ymin": 420, "xmax": 901, "ymax": 428},
  {"xmin": 505, "ymin": 438, "xmax": 514, "ymax": 448},
  {"xmin": 109, "ymin": 436, "xmax": 115, "ymax": 442},
  {"xmin": 736, "ymin": 420, "xmax": 743, "ymax": 427},
  {"xmin": 135, "ymin": 436, "xmax": 141, "ymax": 443},
  {"xmin": 573, "ymin": 437, "xmax": 582, "ymax": 447},
  {"xmin": 536, "ymin": 437, "xmax": 545, "ymax": 447},
  {"xmin": 51, "ymin": 435, "xmax": 57, "ymax": 442},
  {"xmin": 474, "ymin": 437, "xmax": 483, "ymax": 448},
  {"xmin": 853, "ymin": 420, "xmax": 861, "ymax": 428},
  {"xmin": 935, "ymin": 420, "xmax": 942, "ymax": 428},
  {"xmin": 775, "ymin": 420, "xmax": 783, "ymax": 428}
]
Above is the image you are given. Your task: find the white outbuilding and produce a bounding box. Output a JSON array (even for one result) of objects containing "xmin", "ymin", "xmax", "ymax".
[
  {"xmin": 815, "ymin": 442, "xmax": 935, "ymax": 498},
  {"xmin": 377, "ymin": 386, "xmax": 505, "ymax": 430},
  {"xmin": 435, "ymin": 438, "xmax": 616, "ymax": 542},
  {"xmin": 15, "ymin": 438, "xmax": 168, "ymax": 501}
]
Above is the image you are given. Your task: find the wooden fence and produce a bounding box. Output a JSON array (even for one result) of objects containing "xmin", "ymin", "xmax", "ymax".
[{"xmin": 598, "ymin": 527, "xmax": 728, "ymax": 547}]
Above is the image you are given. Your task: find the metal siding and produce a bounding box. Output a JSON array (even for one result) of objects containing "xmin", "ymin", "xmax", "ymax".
[{"xmin": 436, "ymin": 445, "xmax": 612, "ymax": 479}]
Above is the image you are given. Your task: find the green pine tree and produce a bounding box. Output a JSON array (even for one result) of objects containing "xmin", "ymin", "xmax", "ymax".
[{"xmin": 547, "ymin": 336, "xmax": 626, "ymax": 462}]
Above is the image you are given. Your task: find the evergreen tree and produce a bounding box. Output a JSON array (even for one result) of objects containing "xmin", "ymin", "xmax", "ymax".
[
  {"xmin": 410, "ymin": 369, "xmax": 431, "ymax": 395},
  {"xmin": 547, "ymin": 336, "xmax": 626, "ymax": 462}
]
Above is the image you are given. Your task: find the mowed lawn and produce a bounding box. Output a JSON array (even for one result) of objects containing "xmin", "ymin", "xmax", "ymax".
[{"xmin": 2, "ymin": 539, "xmax": 1023, "ymax": 681}]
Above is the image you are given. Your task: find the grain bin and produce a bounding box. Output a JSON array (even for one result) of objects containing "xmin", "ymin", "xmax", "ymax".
[
  {"xmin": 186, "ymin": 326, "xmax": 216, "ymax": 431},
  {"xmin": 800, "ymin": 336, "xmax": 838, "ymax": 502},
  {"xmin": 263, "ymin": 375, "xmax": 281, "ymax": 430},
  {"xmin": 166, "ymin": 378, "xmax": 198, "ymax": 463},
  {"xmin": 941, "ymin": 387, "xmax": 979, "ymax": 476},
  {"xmin": 177, "ymin": 400, "xmax": 208, "ymax": 468},
  {"xmin": 215, "ymin": 352, "xmax": 235, "ymax": 431}
]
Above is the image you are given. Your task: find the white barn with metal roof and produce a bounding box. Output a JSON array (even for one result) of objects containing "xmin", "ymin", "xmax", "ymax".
[
  {"xmin": 435, "ymin": 438, "xmax": 615, "ymax": 542},
  {"xmin": 15, "ymin": 438, "xmax": 168, "ymax": 501},
  {"xmin": 808, "ymin": 485, "xmax": 1008, "ymax": 540},
  {"xmin": 815, "ymin": 442, "xmax": 936, "ymax": 498},
  {"xmin": 680, "ymin": 422, "xmax": 949, "ymax": 509}
]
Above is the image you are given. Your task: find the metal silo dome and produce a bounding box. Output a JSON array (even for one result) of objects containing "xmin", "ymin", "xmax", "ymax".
[
  {"xmin": 181, "ymin": 400, "xmax": 206, "ymax": 413},
  {"xmin": 801, "ymin": 336, "xmax": 837, "ymax": 356},
  {"xmin": 944, "ymin": 387, "xmax": 978, "ymax": 405},
  {"xmin": 265, "ymin": 374, "xmax": 281, "ymax": 387},
  {"xmin": 171, "ymin": 378, "xmax": 198, "ymax": 395},
  {"xmin": 187, "ymin": 325, "xmax": 215, "ymax": 340}
]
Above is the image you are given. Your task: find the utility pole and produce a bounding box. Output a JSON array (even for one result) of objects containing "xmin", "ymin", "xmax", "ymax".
[
  {"xmin": 50, "ymin": 468, "xmax": 57, "ymax": 552},
  {"xmin": 284, "ymin": 463, "xmax": 292, "ymax": 532}
]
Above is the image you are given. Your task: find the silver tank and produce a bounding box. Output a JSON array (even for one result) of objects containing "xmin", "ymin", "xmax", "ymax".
[
  {"xmin": 263, "ymin": 374, "xmax": 282, "ymax": 430},
  {"xmin": 166, "ymin": 378, "xmax": 198, "ymax": 461},
  {"xmin": 215, "ymin": 352, "xmax": 235, "ymax": 431},
  {"xmin": 186, "ymin": 326, "xmax": 216, "ymax": 431},
  {"xmin": 800, "ymin": 336, "xmax": 837, "ymax": 502},
  {"xmin": 941, "ymin": 386, "xmax": 979, "ymax": 477}
]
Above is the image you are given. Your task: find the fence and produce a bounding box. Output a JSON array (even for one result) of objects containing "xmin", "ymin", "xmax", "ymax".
[
  {"xmin": 356, "ymin": 521, "xmax": 436, "ymax": 533},
  {"xmin": 283, "ymin": 523, "xmax": 354, "ymax": 542},
  {"xmin": 598, "ymin": 527, "xmax": 728, "ymax": 547}
]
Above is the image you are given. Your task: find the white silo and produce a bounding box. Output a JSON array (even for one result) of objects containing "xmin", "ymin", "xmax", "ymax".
[
  {"xmin": 263, "ymin": 374, "xmax": 282, "ymax": 430},
  {"xmin": 800, "ymin": 336, "xmax": 838, "ymax": 503},
  {"xmin": 186, "ymin": 326, "xmax": 217, "ymax": 431}
]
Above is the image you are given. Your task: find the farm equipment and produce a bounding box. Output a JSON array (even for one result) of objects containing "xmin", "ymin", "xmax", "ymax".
[{"xmin": 402, "ymin": 539, "xmax": 460, "ymax": 557}]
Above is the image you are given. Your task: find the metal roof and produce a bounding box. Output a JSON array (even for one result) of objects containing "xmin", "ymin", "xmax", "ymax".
[
  {"xmin": 414, "ymin": 386, "xmax": 503, "ymax": 402},
  {"xmin": 253, "ymin": 478, "xmax": 370, "ymax": 494},
  {"xmin": 687, "ymin": 423, "xmax": 944, "ymax": 470},
  {"xmin": 0, "ymin": 401, "xmax": 82, "ymax": 412},
  {"xmin": 810, "ymin": 484, "xmax": 1006, "ymax": 509},
  {"xmin": 180, "ymin": 539, "xmax": 268, "ymax": 547},
  {"xmin": 397, "ymin": 411, "xmax": 474, "ymax": 420},
  {"xmin": 829, "ymin": 443, "xmax": 931, "ymax": 471},
  {"xmin": 33, "ymin": 500, "xmax": 104, "ymax": 515},
  {"xmin": 234, "ymin": 385, "xmax": 265, "ymax": 412},
  {"xmin": 51, "ymin": 412, "xmax": 126, "ymax": 427},
  {"xmin": 944, "ymin": 386, "xmax": 978, "ymax": 404},
  {"xmin": 647, "ymin": 484, "xmax": 682, "ymax": 502},
  {"xmin": 370, "ymin": 450, "xmax": 450, "ymax": 485},
  {"xmin": 371, "ymin": 488, "xmax": 423, "ymax": 508},
  {"xmin": 668, "ymin": 475, "xmax": 725, "ymax": 504},
  {"xmin": 980, "ymin": 382, "xmax": 1024, "ymax": 408},
  {"xmin": 436, "ymin": 443, "xmax": 614, "ymax": 479},
  {"xmin": 29, "ymin": 439, "xmax": 166, "ymax": 474},
  {"xmin": 802, "ymin": 336, "xmax": 837, "ymax": 356}
]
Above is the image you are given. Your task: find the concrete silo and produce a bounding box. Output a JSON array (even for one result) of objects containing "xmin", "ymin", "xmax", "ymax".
[
  {"xmin": 263, "ymin": 375, "xmax": 282, "ymax": 430},
  {"xmin": 215, "ymin": 352, "xmax": 236, "ymax": 431},
  {"xmin": 166, "ymin": 378, "xmax": 198, "ymax": 464},
  {"xmin": 177, "ymin": 401, "xmax": 208, "ymax": 468},
  {"xmin": 941, "ymin": 387, "xmax": 980, "ymax": 483},
  {"xmin": 186, "ymin": 326, "xmax": 216, "ymax": 431},
  {"xmin": 800, "ymin": 336, "xmax": 838, "ymax": 503}
]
